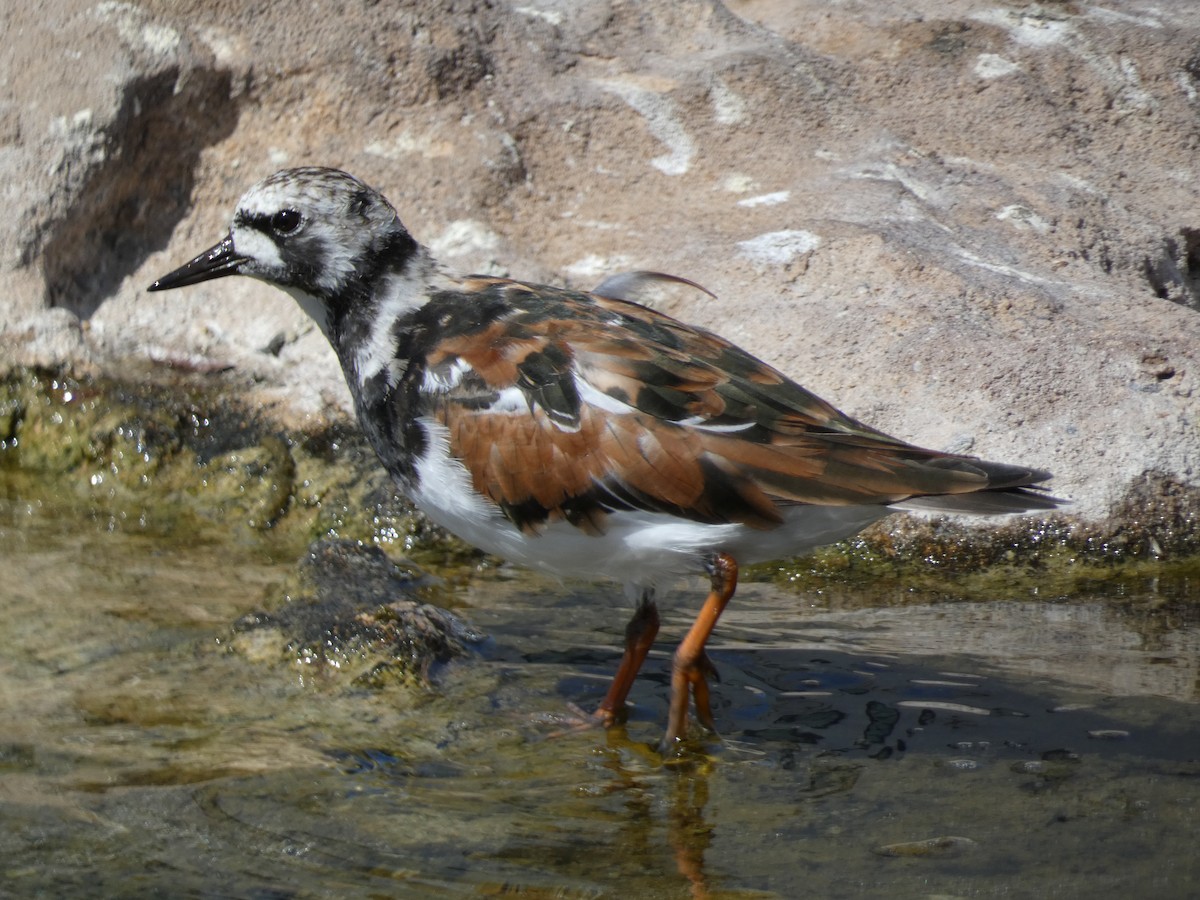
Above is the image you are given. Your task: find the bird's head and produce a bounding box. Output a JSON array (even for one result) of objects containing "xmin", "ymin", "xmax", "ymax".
[{"xmin": 149, "ymin": 167, "xmax": 420, "ymax": 333}]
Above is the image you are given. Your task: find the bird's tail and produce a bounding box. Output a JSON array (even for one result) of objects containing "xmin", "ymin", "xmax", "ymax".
[{"xmin": 889, "ymin": 460, "xmax": 1066, "ymax": 515}]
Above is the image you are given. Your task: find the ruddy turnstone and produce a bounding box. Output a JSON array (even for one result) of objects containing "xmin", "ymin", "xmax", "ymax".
[{"xmin": 149, "ymin": 167, "xmax": 1061, "ymax": 751}]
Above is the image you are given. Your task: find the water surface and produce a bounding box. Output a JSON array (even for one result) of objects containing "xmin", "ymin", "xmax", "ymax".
[{"xmin": 2, "ymin": 474, "xmax": 1197, "ymax": 898}]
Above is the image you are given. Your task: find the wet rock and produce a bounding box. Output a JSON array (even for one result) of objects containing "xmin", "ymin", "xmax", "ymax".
[
  {"xmin": 943, "ymin": 758, "xmax": 982, "ymax": 771},
  {"xmin": 1014, "ymin": 747, "xmax": 1083, "ymax": 790},
  {"xmin": 873, "ymin": 835, "xmax": 977, "ymax": 858},
  {"xmin": 0, "ymin": 367, "xmax": 481, "ymax": 558},
  {"xmin": 1087, "ymin": 729, "xmax": 1131, "ymax": 741},
  {"xmin": 192, "ymin": 436, "xmax": 295, "ymax": 531},
  {"xmin": 231, "ymin": 538, "xmax": 485, "ymax": 687}
]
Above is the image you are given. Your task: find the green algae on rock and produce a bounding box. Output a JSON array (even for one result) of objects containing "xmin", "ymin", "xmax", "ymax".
[
  {"xmin": 0, "ymin": 367, "xmax": 481, "ymax": 564},
  {"xmin": 228, "ymin": 538, "xmax": 485, "ymax": 689}
]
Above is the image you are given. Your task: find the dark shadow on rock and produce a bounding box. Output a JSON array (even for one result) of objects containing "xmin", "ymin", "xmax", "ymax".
[{"xmin": 40, "ymin": 64, "xmax": 239, "ymax": 318}]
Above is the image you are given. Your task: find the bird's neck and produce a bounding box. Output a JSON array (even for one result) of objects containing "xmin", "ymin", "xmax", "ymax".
[
  {"xmin": 317, "ymin": 244, "xmax": 445, "ymax": 491},
  {"xmin": 325, "ymin": 244, "xmax": 443, "ymax": 395}
]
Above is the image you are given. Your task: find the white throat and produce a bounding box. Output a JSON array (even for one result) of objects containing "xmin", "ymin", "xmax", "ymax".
[{"xmin": 283, "ymin": 286, "xmax": 333, "ymax": 340}]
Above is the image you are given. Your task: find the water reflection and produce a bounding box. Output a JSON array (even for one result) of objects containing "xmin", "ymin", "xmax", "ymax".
[{"xmin": 722, "ymin": 580, "xmax": 1200, "ymax": 703}]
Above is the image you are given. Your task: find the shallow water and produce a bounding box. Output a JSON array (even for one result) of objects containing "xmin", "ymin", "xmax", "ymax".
[{"xmin": 2, "ymin": 475, "xmax": 1198, "ymax": 898}]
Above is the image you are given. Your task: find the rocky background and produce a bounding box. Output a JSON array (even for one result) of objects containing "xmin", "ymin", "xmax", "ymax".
[{"xmin": 2, "ymin": 0, "xmax": 1198, "ymax": 538}]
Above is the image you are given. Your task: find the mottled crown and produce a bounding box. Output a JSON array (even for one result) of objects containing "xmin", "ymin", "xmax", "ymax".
[{"xmin": 230, "ymin": 167, "xmax": 417, "ymax": 299}]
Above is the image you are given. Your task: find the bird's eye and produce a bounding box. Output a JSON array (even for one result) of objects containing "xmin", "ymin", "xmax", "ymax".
[{"xmin": 271, "ymin": 209, "xmax": 301, "ymax": 234}]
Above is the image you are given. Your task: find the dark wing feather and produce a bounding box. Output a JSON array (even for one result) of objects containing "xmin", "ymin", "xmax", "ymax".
[{"xmin": 421, "ymin": 278, "xmax": 1059, "ymax": 535}]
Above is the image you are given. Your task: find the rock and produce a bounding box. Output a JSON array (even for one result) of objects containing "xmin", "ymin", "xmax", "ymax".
[
  {"xmin": 873, "ymin": 835, "xmax": 977, "ymax": 858},
  {"xmin": 230, "ymin": 538, "xmax": 485, "ymax": 686},
  {"xmin": 0, "ymin": 1, "xmax": 237, "ymax": 327},
  {"xmin": 192, "ymin": 436, "xmax": 296, "ymax": 531},
  {"xmin": 0, "ymin": 367, "xmax": 489, "ymax": 561},
  {"xmin": 1, "ymin": 0, "xmax": 1197, "ymax": 542}
]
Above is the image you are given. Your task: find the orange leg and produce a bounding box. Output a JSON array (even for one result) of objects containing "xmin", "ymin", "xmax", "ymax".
[
  {"xmin": 662, "ymin": 553, "xmax": 738, "ymax": 752},
  {"xmin": 596, "ymin": 593, "xmax": 660, "ymax": 726}
]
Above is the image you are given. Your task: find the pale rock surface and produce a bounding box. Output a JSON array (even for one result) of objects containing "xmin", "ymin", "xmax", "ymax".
[{"xmin": 2, "ymin": 0, "xmax": 1198, "ymax": 534}]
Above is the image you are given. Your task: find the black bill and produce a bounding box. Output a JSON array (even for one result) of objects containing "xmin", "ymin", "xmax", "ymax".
[{"xmin": 148, "ymin": 234, "xmax": 247, "ymax": 291}]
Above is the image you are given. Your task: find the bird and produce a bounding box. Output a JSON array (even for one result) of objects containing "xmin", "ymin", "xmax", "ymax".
[{"xmin": 149, "ymin": 167, "xmax": 1062, "ymax": 752}]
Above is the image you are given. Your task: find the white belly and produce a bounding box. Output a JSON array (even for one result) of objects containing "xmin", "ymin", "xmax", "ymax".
[{"xmin": 407, "ymin": 417, "xmax": 891, "ymax": 588}]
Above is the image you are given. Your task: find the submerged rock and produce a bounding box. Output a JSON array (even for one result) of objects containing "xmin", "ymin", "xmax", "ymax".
[
  {"xmin": 873, "ymin": 835, "xmax": 978, "ymax": 858},
  {"xmin": 230, "ymin": 538, "xmax": 485, "ymax": 688}
]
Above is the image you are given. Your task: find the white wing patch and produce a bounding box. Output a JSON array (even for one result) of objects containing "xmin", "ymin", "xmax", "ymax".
[
  {"xmin": 489, "ymin": 386, "xmax": 534, "ymax": 415},
  {"xmin": 676, "ymin": 416, "xmax": 756, "ymax": 433},
  {"xmin": 422, "ymin": 357, "xmax": 473, "ymax": 393},
  {"xmin": 576, "ymin": 377, "xmax": 638, "ymax": 416}
]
